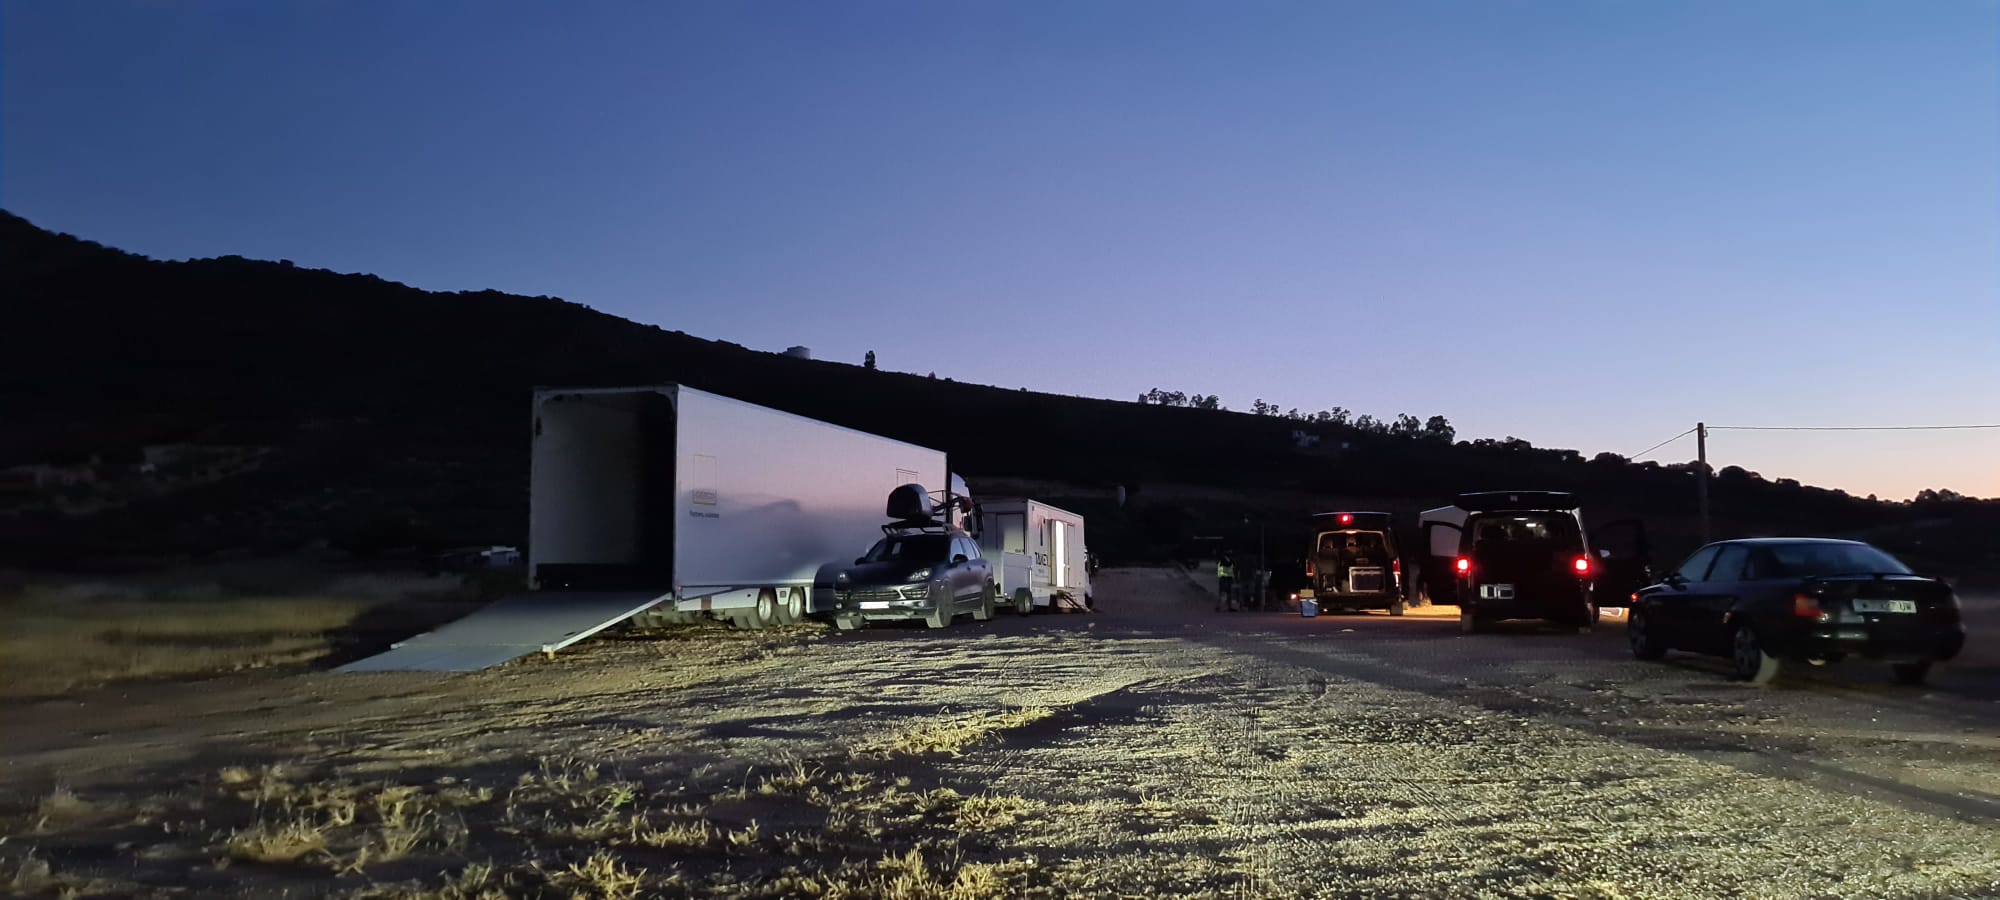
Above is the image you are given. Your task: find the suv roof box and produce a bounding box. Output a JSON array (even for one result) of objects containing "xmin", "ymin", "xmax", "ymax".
[
  {"xmin": 1456, "ymin": 491, "xmax": 1577, "ymax": 512},
  {"xmin": 886, "ymin": 483, "xmax": 937, "ymax": 522}
]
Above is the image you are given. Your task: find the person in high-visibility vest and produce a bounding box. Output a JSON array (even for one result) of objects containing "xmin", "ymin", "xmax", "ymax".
[{"xmin": 1216, "ymin": 555, "xmax": 1236, "ymax": 612}]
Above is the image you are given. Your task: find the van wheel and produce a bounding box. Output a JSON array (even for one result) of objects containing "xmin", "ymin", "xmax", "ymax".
[
  {"xmin": 1388, "ymin": 599, "xmax": 1407, "ymax": 617},
  {"xmin": 1459, "ymin": 609, "xmax": 1487, "ymax": 634},
  {"xmin": 778, "ymin": 587, "xmax": 806, "ymax": 625},
  {"xmin": 1013, "ymin": 588, "xmax": 1034, "ymax": 616},
  {"xmin": 973, "ymin": 583, "xmax": 996, "ymax": 622},
  {"xmin": 1731, "ymin": 624, "xmax": 1781, "ymax": 684},
  {"xmin": 1574, "ymin": 603, "xmax": 1597, "ymax": 634}
]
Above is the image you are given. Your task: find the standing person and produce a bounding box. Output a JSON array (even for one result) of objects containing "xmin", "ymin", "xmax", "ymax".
[{"xmin": 1216, "ymin": 554, "xmax": 1236, "ymax": 612}]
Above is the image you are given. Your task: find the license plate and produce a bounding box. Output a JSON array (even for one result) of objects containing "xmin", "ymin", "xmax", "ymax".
[
  {"xmin": 1854, "ymin": 598, "xmax": 1918, "ymax": 614},
  {"xmin": 1298, "ymin": 589, "xmax": 1315, "ymax": 599},
  {"xmin": 859, "ymin": 601, "xmax": 891, "ymax": 610},
  {"xmin": 1479, "ymin": 584, "xmax": 1515, "ymax": 600}
]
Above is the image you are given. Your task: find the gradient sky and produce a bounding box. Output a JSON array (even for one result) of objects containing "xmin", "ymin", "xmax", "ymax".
[{"xmin": 5, "ymin": 1, "xmax": 1996, "ymax": 500}]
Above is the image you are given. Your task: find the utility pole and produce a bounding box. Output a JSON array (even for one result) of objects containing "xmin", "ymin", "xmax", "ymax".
[{"xmin": 1696, "ymin": 422, "xmax": 1710, "ymax": 545}]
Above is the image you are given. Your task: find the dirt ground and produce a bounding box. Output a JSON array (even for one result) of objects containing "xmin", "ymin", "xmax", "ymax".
[{"xmin": 3, "ymin": 568, "xmax": 1998, "ymax": 899}]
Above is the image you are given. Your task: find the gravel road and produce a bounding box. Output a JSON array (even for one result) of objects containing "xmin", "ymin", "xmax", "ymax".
[{"xmin": 3, "ymin": 568, "xmax": 1995, "ymax": 898}]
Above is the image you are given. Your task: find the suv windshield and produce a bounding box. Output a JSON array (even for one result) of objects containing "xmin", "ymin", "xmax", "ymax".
[
  {"xmin": 1468, "ymin": 512, "xmax": 1581, "ymax": 548},
  {"xmin": 1761, "ymin": 542, "xmax": 1912, "ymax": 578},
  {"xmin": 862, "ymin": 534, "xmax": 950, "ymax": 564}
]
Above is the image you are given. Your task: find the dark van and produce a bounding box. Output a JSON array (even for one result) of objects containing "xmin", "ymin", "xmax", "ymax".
[
  {"xmin": 1299, "ymin": 511, "xmax": 1407, "ymax": 615},
  {"xmin": 1422, "ymin": 492, "xmax": 1649, "ymax": 633}
]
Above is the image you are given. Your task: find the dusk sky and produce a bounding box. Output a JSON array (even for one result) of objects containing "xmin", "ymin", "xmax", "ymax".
[{"xmin": 5, "ymin": 1, "xmax": 1995, "ymax": 500}]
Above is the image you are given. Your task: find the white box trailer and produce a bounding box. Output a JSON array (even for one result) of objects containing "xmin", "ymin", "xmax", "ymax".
[
  {"xmin": 975, "ymin": 498, "xmax": 1091, "ymax": 613},
  {"xmin": 339, "ymin": 385, "xmax": 953, "ymax": 672}
]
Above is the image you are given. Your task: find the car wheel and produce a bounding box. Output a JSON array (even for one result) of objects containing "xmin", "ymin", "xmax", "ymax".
[
  {"xmin": 1891, "ymin": 661, "xmax": 1931, "ymax": 685},
  {"xmin": 973, "ymin": 583, "xmax": 996, "ymax": 622},
  {"xmin": 1459, "ymin": 608, "xmax": 1486, "ymax": 634},
  {"xmin": 1731, "ymin": 623, "xmax": 1781, "ymax": 684},
  {"xmin": 1388, "ymin": 598, "xmax": 1407, "ymax": 617},
  {"xmin": 832, "ymin": 613, "xmax": 860, "ymax": 631},
  {"xmin": 1013, "ymin": 588, "xmax": 1034, "ymax": 616},
  {"xmin": 924, "ymin": 601, "xmax": 951, "ymax": 629},
  {"xmin": 1575, "ymin": 602, "xmax": 1598, "ymax": 635},
  {"xmin": 1628, "ymin": 609, "xmax": 1666, "ymax": 660}
]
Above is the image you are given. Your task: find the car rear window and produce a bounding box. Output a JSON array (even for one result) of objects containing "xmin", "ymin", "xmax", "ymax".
[
  {"xmin": 1317, "ymin": 530, "xmax": 1390, "ymax": 557},
  {"xmin": 1467, "ymin": 513, "xmax": 1581, "ymax": 548},
  {"xmin": 1759, "ymin": 543, "xmax": 1912, "ymax": 578}
]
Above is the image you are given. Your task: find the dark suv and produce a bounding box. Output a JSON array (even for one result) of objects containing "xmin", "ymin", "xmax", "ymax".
[
  {"xmin": 1425, "ymin": 491, "xmax": 1649, "ymax": 633},
  {"xmin": 828, "ymin": 528, "xmax": 997, "ymax": 630},
  {"xmin": 1300, "ymin": 511, "xmax": 1407, "ymax": 615}
]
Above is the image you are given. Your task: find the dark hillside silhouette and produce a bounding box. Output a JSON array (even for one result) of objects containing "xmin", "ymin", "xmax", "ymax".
[{"xmin": 2, "ymin": 210, "xmax": 1992, "ymax": 577}]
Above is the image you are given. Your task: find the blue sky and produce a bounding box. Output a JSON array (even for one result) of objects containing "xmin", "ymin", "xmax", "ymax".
[{"xmin": 5, "ymin": 1, "xmax": 1996, "ymax": 499}]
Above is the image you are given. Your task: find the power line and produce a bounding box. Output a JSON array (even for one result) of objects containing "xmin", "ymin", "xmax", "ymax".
[
  {"xmin": 1710, "ymin": 424, "xmax": 2000, "ymax": 432},
  {"xmin": 1627, "ymin": 426, "xmax": 1696, "ymax": 460}
]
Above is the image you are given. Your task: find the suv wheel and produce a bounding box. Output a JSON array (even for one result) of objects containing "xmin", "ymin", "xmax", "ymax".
[
  {"xmin": 924, "ymin": 601, "xmax": 951, "ymax": 629},
  {"xmin": 972, "ymin": 583, "xmax": 996, "ymax": 622}
]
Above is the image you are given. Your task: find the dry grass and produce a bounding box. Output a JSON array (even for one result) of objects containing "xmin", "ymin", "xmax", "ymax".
[
  {"xmin": 870, "ymin": 707, "xmax": 1052, "ymax": 757},
  {"xmin": 0, "ymin": 585, "xmax": 375, "ymax": 697},
  {"xmin": 551, "ymin": 851, "xmax": 647, "ymax": 900},
  {"xmin": 226, "ymin": 817, "xmax": 331, "ymax": 863}
]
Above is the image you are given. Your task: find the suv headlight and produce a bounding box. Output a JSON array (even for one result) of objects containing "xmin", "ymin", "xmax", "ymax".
[{"xmin": 906, "ymin": 568, "xmax": 932, "ymax": 583}]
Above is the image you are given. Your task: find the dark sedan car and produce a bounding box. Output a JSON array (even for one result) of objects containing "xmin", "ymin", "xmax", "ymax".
[{"xmin": 1627, "ymin": 538, "xmax": 1965, "ymax": 684}]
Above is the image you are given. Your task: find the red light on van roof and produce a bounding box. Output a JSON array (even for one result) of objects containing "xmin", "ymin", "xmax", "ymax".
[{"xmin": 1339, "ymin": 513, "xmax": 1352, "ymax": 524}]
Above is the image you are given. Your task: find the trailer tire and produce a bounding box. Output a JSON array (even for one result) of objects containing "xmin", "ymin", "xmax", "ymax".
[
  {"xmin": 778, "ymin": 587, "xmax": 806, "ymax": 625},
  {"xmin": 748, "ymin": 588, "xmax": 779, "ymax": 630},
  {"xmin": 1013, "ymin": 588, "xmax": 1034, "ymax": 616},
  {"xmin": 973, "ymin": 583, "xmax": 996, "ymax": 622}
]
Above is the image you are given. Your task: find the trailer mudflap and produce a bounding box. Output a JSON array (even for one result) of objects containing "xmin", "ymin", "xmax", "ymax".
[{"xmin": 335, "ymin": 592, "xmax": 669, "ymax": 672}]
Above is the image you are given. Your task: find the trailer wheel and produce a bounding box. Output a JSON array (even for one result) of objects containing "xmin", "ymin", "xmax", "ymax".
[
  {"xmin": 778, "ymin": 587, "xmax": 806, "ymax": 625},
  {"xmin": 1013, "ymin": 588, "xmax": 1034, "ymax": 616},
  {"xmin": 748, "ymin": 588, "xmax": 779, "ymax": 629},
  {"xmin": 972, "ymin": 582, "xmax": 996, "ymax": 622}
]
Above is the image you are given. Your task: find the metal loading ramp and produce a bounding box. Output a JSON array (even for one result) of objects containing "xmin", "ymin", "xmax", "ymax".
[{"xmin": 336, "ymin": 592, "xmax": 669, "ymax": 672}]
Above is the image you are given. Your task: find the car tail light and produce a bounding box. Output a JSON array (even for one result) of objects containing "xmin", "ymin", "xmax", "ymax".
[
  {"xmin": 1573, "ymin": 555, "xmax": 1591, "ymax": 575},
  {"xmin": 1792, "ymin": 592, "xmax": 1828, "ymax": 621},
  {"xmin": 1455, "ymin": 557, "xmax": 1471, "ymax": 575},
  {"xmin": 1629, "ymin": 592, "xmax": 1639, "ymax": 603}
]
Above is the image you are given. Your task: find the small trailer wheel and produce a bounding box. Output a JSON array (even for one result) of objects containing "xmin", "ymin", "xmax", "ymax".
[{"xmin": 1013, "ymin": 588, "xmax": 1035, "ymax": 616}]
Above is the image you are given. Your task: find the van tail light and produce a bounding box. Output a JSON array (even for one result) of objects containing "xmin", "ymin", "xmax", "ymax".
[
  {"xmin": 1792, "ymin": 592, "xmax": 1828, "ymax": 621},
  {"xmin": 1305, "ymin": 559, "xmax": 1315, "ymax": 578},
  {"xmin": 1392, "ymin": 559, "xmax": 1402, "ymax": 579},
  {"xmin": 1573, "ymin": 555, "xmax": 1591, "ymax": 575},
  {"xmin": 1455, "ymin": 557, "xmax": 1471, "ymax": 576}
]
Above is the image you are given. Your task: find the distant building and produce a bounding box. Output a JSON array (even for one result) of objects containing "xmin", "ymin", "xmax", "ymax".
[{"xmin": 784, "ymin": 346, "xmax": 812, "ymax": 360}]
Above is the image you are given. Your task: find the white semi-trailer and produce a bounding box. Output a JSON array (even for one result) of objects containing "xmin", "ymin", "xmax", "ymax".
[
  {"xmin": 975, "ymin": 498, "xmax": 1091, "ymax": 613},
  {"xmin": 339, "ymin": 385, "xmax": 956, "ymax": 671},
  {"xmin": 531, "ymin": 385, "xmax": 956, "ymax": 627}
]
